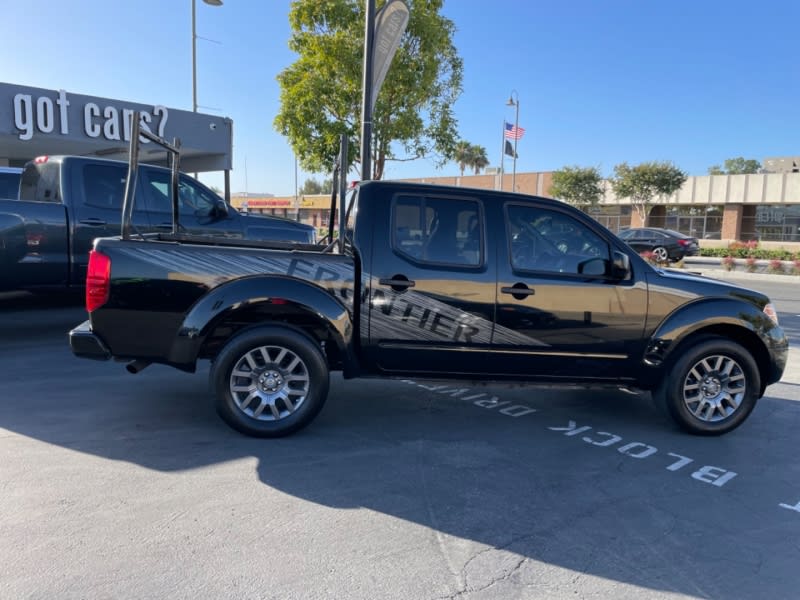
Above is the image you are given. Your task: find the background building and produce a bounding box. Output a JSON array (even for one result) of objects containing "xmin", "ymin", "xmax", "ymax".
[
  {"xmin": 231, "ymin": 193, "xmax": 332, "ymax": 235},
  {"xmin": 1, "ymin": 81, "xmax": 234, "ymax": 198},
  {"xmin": 400, "ymin": 164, "xmax": 800, "ymax": 248}
]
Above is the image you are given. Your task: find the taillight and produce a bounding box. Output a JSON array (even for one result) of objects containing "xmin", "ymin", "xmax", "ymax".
[
  {"xmin": 86, "ymin": 250, "xmax": 111, "ymax": 312},
  {"xmin": 678, "ymin": 239, "xmax": 689, "ymax": 246},
  {"xmin": 34, "ymin": 155, "xmax": 49, "ymax": 164}
]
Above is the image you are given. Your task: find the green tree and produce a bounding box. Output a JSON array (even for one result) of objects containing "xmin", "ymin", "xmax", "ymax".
[
  {"xmin": 453, "ymin": 140, "xmax": 473, "ymax": 176},
  {"xmin": 300, "ymin": 178, "xmax": 333, "ymax": 195},
  {"xmin": 470, "ymin": 144, "xmax": 489, "ymax": 174},
  {"xmin": 611, "ymin": 161, "xmax": 687, "ymax": 227},
  {"xmin": 275, "ymin": 0, "xmax": 463, "ymax": 181},
  {"xmin": 707, "ymin": 157, "xmax": 761, "ymax": 175},
  {"xmin": 549, "ymin": 166, "xmax": 604, "ymax": 209}
]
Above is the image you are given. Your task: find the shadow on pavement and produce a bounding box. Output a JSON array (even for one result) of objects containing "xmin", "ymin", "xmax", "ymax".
[{"xmin": 1, "ymin": 305, "xmax": 799, "ymax": 598}]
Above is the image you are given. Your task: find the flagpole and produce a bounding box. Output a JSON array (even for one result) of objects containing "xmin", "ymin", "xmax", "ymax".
[
  {"xmin": 507, "ymin": 90, "xmax": 519, "ymax": 192},
  {"xmin": 499, "ymin": 119, "xmax": 506, "ymax": 191}
]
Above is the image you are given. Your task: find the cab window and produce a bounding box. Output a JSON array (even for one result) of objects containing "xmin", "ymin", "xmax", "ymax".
[
  {"xmin": 82, "ymin": 164, "xmax": 127, "ymax": 209},
  {"xmin": 506, "ymin": 204, "xmax": 609, "ymax": 275},
  {"xmin": 392, "ymin": 194, "xmax": 482, "ymax": 266},
  {"xmin": 144, "ymin": 170, "xmax": 222, "ymax": 217}
]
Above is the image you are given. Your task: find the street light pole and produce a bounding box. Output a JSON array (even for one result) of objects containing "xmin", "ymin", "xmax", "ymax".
[
  {"xmin": 506, "ymin": 90, "xmax": 519, "ymax": 192},
  {"xmin": 191, "ymin": 0, "xmax": 222, "ymax": 179},
  {"xmin": 360, "ymin": 0, "xmax": 376, "ymax": 181},
  {"xmin": 192, "ymin": 0, "xmax": 223, "ymax": 114}
]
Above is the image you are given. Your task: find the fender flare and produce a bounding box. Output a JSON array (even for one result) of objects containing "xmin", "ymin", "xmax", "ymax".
[
  {"xmin": 167, "ymin": 275, "xmax": 354, "ymax": 368},
  {"xmin": 643, "ymin": 297, "xmax": 776, "ymax": 368}
]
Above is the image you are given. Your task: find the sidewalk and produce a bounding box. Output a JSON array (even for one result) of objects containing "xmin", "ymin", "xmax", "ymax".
[{"xmin": 680, "ymin": 257, "xmax": 799, "ymax": 386}]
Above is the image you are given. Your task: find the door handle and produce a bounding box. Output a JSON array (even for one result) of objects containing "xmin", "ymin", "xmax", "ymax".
[
  {"xmin": 501, "ymin": 283, "xmax": 535, "ymax": 300},
  {"xmin": 379, "ymin": 276, "xmax": 415, "ymax": 291},
  {"xmin": 78, "ymin": 218, "xmax": 107, "ymax": 226}
]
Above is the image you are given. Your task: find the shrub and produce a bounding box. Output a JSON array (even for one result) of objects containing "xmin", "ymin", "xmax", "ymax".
[
  {"xmin": 722, "ymin": 255, "xmax": 736, "ymax": 271},
  {"xmin": 700, "ymin": 247, "xmax": 730, "ymax": 258},
  {"xmin": 725, "ymin": 239, "xmax": 760, "ymax": 258},
  {"xmin": 700, "ymin": 245, "xmax": 797, "ymax": 261},
  {"xmin": 794, "ymin": 259, "xmax": 800, "ymax": 276},
  {"xmin": 745, "ymin": 256, "xmax": 758, "ymax": 272},
  {"xmin": 640, "ymin": 251, "xmax": 657, "ymax": 265},
  {"xmin": 767, "ymin": 259, "xmax": 785, "ymax": 274}
]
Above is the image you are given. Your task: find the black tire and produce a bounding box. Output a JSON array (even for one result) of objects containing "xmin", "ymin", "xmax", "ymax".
[
  {"xmin": 210, "ymin": 326, "xmax": 329, "ymax": 438},
  {"xmin": 655, "ymin": 336, "xmax": 760, "ymax": 436}
]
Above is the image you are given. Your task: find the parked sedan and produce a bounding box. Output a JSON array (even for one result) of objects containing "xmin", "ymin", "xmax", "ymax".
[{"xmin": 617, "ymin": 227, "xmax": 700, "ymax": 262}]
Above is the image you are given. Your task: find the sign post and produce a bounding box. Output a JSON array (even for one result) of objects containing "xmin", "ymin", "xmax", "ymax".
[{"xmin": 359, "ymin": 0, "xmax": 409, "ymax": 181}]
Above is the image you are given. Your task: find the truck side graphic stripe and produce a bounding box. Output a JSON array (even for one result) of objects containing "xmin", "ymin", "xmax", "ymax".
[{"xmin": 115, "ymin": 246, "xmax": 545, "ymax": 347}]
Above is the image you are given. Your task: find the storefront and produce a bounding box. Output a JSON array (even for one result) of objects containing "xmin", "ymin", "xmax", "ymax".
[
  {"xmin": 236, "ymin": 196, "xmax": 295, "ymax": 219},
  {"xmin": 0, "ymin": 81, "xmax": 233, "ymax": 198},
  {"xmin": 228, "ymin": 194, "xmax": 333, "ymax": 231}
]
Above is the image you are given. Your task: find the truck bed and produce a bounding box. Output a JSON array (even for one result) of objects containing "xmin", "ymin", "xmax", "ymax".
[{"xmin": 82, "ymin": 235, "xmax": 356, "ymax": 369}]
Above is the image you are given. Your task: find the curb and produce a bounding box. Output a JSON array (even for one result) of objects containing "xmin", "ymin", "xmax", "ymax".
[
  {"xmin": 681, "ymin": 258, "xmax": 800, "ymax": 284},
  {"xmin": 782, "ymin": 347, "xmax": 800, "ymax": 385}
]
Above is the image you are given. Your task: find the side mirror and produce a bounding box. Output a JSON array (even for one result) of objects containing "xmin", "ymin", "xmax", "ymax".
[
  {"xmin": 212, "ymin": 199, "xmax": 229, "ymax": 219},
  {"xmin": 577, "ymin": 257, "xmax": 607, "ymax": 276},
  {"xmin": 611, "ymin": 250, "xmax": 631, "ymax": 280}
]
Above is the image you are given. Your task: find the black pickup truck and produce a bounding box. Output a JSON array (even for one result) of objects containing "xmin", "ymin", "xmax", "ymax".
[
  {"xmin": 0, "ymin": 155, "xmax": 314, "ymax": 292},
  {"xmin": 69, "ymin": 175, "xmax": 789, "ymax": 438}
]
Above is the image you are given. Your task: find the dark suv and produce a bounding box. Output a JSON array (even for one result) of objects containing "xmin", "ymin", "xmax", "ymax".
[{"xmin": 617, "ymin": 227, "xmax": 700, "ymax": 262}]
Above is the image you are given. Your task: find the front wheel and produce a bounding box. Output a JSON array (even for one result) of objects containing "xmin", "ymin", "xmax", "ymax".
[
  {"xmin": 655, "ymin": 337, "xmax": 760, "ymax": 435},
  {"xmin": 210, "ymin": 326, "xmax": 330, "ymax": 437}
]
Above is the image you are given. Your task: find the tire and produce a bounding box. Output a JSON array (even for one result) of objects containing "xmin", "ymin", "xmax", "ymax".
[
  {"xmin": 655, "ymin": 336, "xmax": 760, "ymax": 436},
  {"xmin": 210, "ymin": 326, "xmax": 329, "ymax": 438},
  {"xmin": 652, "ymin": 246, "xmax": 669, "ymax": 263}
]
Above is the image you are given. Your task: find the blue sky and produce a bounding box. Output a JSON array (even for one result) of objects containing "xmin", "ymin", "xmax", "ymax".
[{"xmin": 4, "ymin": 1, "xmax": 799, "ymax": 195}]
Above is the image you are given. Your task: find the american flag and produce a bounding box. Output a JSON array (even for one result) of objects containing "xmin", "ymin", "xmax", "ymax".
[{"xmin": 504, "ymin": 122, "xmax": 525, "ymax": 140}]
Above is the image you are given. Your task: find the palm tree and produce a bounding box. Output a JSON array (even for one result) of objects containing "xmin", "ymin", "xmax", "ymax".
[
  {"xmin": 453, "ymin": 140, "xmax": 473, "ymax": 176},
  {"xmin": 471, "ymin": 145, "xmax": 489, "ymax": 174}
]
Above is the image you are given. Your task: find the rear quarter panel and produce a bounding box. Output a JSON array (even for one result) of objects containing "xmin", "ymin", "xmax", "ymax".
[{"xmin": 91, "ymin": 239, "xmax": 356, "ymax": 362}]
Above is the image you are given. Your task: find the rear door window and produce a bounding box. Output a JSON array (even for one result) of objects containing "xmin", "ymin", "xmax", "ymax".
[
  {"xmin": 392, "ymin": 194, "xmax": 483, "ymax": 266},
  {"xmin": 82, "ymin": 164, "xmax": 128, "ymax": 209}
]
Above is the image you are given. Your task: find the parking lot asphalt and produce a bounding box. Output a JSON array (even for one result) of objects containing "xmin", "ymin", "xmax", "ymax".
[{"xmin": 1, "ymin": 289, "xmax": 799, "ymax": 599}]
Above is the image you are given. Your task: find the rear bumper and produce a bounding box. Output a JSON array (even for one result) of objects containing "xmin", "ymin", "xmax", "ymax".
[{"xmin": 69, "ymin": 320, "xmax": 111, "ymax": 361}]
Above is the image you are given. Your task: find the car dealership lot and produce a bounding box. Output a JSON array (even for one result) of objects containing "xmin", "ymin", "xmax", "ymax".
[{"xmin": 1, "ymin": 286, "xmax": 799, "ymax": 600}]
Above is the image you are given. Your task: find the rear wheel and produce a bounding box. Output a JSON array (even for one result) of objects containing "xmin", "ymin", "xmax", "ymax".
[
  {"xmin": 652, "ymin": 246, "xmax": 669, "ymax": 263},
  {"xmin": 210, "ymin": 326, "xmax": 329, "ymax": 437},
  {"xmin": 656, "ymin": 336, "xmax": 760, "ymax": 435}
]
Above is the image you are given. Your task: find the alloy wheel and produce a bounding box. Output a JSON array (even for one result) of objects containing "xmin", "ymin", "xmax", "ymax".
[
  {"xmin": 681, "ymin": 354, "xmax": 746, "ymax": 422},
  {"xmin": 228, "ymin": 345, "xmax": 310, "ymax": 421}
]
